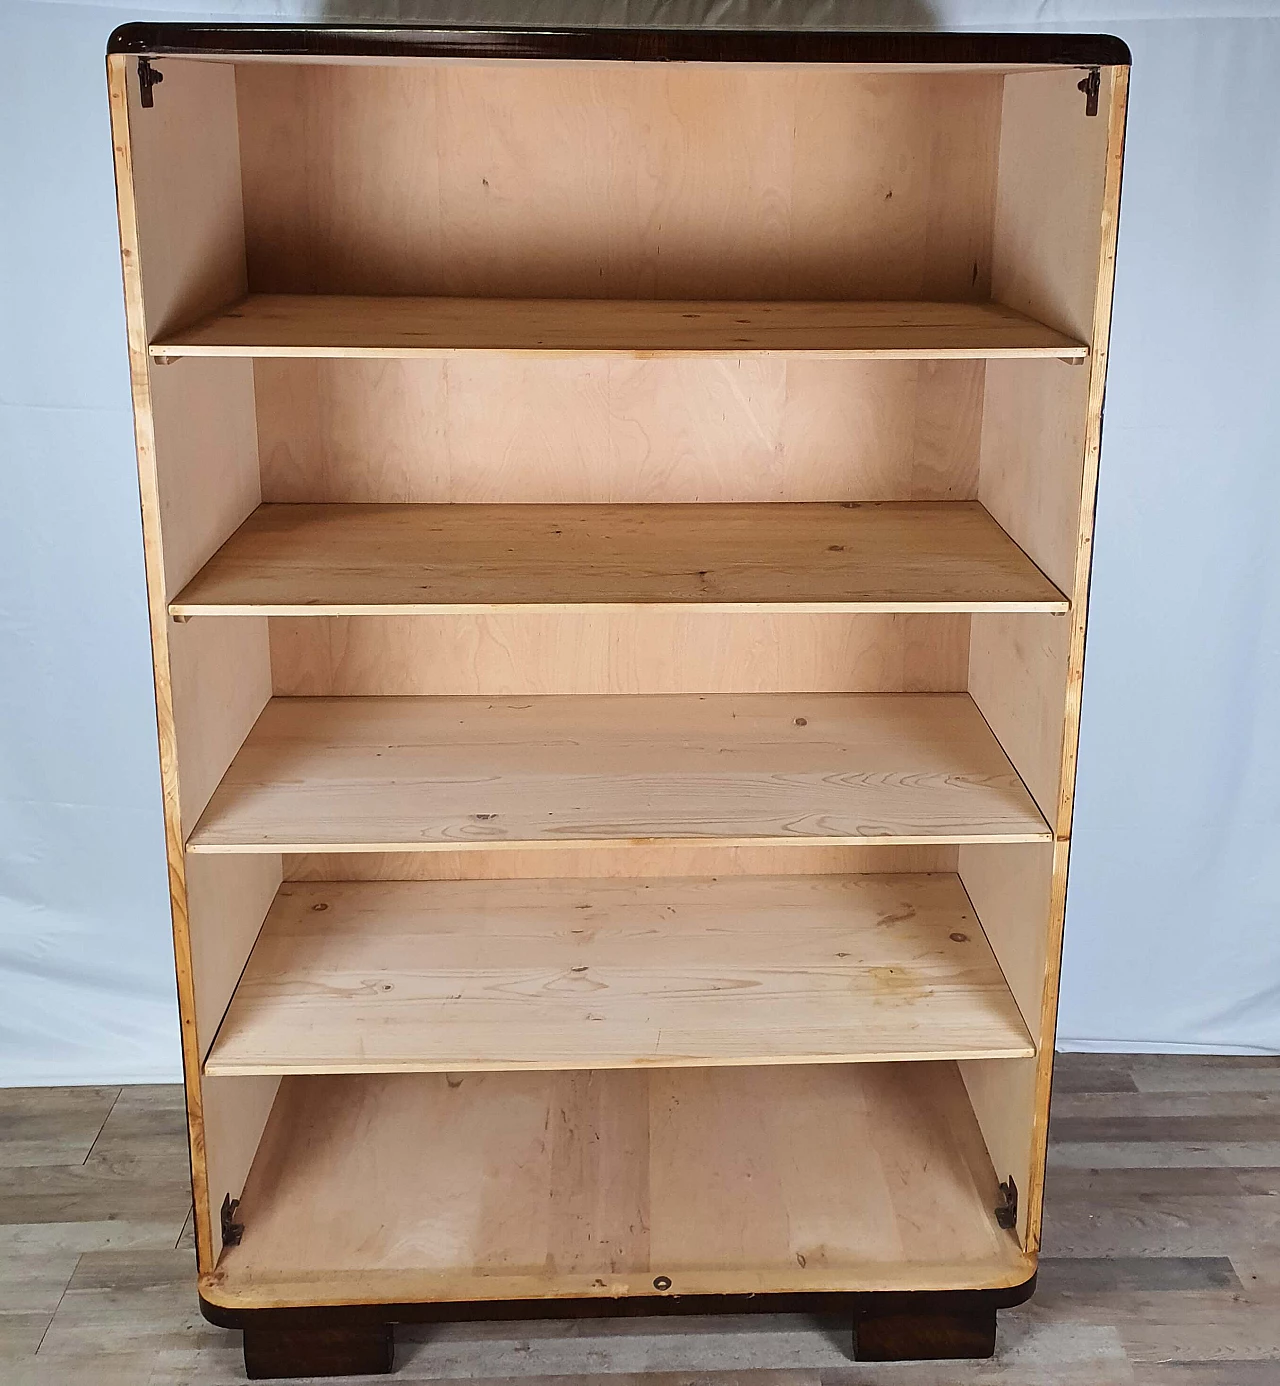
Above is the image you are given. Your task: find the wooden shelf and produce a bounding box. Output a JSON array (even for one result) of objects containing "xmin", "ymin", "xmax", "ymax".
[
  {"xmin": 187, "ymin": 692, "xmax": 1051, "ymax": 854},
  {"xmin": 170, "ymin": 502, "xmax": 1068, "ymax": 617},
  {"xmin": 210, "ymin": 1062, "xmax": 1032, "ymax": 1306},
  {"xmin": 151, "ymin": 295, "xmax": 1088, "ymax": 361},
  {"xmin": 204, "ymin": 873, "xmax": 1035, "ymax": 1076}
]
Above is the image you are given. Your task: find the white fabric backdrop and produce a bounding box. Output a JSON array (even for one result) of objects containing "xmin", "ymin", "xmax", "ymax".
[{"xmin": 2, "ymin": 0, "xmax": 1277, "ymax": 1084}]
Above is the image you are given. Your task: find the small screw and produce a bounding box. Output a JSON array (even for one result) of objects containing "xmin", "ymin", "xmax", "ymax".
[
  {"xmin": 794, "ymin": 717, "xmax": 807, "ymax": 727},
  {"xmin": 950, "ymin": 932, "xmax": 969, "ymax": 943},
  {"xmin": 312, "ymin": 902, "xmax": 329, "ymax": 912},
  {"xmin": 653, "ymin": 1275, "xmax": 672, "ymax": 1291}
]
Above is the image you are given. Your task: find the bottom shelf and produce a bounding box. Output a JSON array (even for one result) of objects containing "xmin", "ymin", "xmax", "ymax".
[{"xmin": 206, "ymin": 1062, "xmax": 1031, "ymax": 1309}]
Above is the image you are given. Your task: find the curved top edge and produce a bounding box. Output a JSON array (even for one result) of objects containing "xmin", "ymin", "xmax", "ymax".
[{"xmin": 107, "ymin": 24, "xmax": 1131, "ymax": 67}]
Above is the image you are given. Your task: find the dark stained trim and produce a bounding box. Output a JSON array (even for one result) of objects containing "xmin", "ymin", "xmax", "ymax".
[
  {"xmin": 199, "ymin": 1274, "xmax": 1038, "ymax": 1330},
  {"xmin": 107, "ymin": 25, "xmax": 1130, "ymax": 68}
]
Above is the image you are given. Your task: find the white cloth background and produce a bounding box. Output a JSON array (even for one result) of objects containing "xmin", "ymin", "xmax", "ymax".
[{"xmin": 2, "ymin": 0, "xmax": 1277, "ymax": 1084}]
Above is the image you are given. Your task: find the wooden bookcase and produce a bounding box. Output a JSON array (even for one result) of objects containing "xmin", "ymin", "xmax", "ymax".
[{"xmin": 107, "ymin": 23, "xmax": 1129, "ymax": 1379}]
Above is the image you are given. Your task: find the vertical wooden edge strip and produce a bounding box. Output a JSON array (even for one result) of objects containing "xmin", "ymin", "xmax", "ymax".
[
  {"xmin": 1026, "ymin": 64, "xmax": 1130, "ymax": 1252},
  {"xmin": 106, "ymin": 54, "xmax": 215, "ymax": 1270}
]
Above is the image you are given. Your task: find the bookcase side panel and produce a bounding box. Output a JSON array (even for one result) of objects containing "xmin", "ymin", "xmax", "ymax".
[
  {"xmin": 968, "ymin": 66, "xmax": 1130, "ymax": 1252},
  {"xmin": 110, "ymin": 53, "xmax": 278, "ymax": 1270}
]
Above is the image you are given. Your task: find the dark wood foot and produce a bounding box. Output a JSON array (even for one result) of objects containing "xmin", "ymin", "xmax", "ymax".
[
  {"xmin": 853, "ymin": 1302, "xmax": 996, "ymax": 1361},
  {"xmin": 242, "ymin": 1323, "xmax": 394, "ymax": 1378}
]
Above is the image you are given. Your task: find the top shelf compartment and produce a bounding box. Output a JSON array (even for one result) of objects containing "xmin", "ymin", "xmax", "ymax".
[{"xmin": 150, "ymin": 296, "xmax": 1088, "ymax": 361}]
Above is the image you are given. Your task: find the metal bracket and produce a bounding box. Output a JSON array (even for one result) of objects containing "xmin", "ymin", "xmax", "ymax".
[
  {"xmin": 995, "ymin": 1176, "xmax": 1019, "ymax": 1231},
  {"xmin": 138, "ymin": 57, "xmax": 164, "ymax": 109},
  {"xmin": 1078, "ymin": 68, "xmax": 1101, "ymax": 117},
  {"xmin": 220, "ymin": 1193, "xmax": 244, "ymax": 1248}
]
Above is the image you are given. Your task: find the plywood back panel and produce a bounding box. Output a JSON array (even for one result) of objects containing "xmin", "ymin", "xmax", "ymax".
[
  {"xmin": 269, "ymin": 611, "xmax": 969, "ymax": 699},
  {"xmin": 286, "ymin": 844, "xmax": 958, "ymax": 883},
  {"xmin": 254, "ymin": 358, "xmax": 983, "ymax": 505},
  {"xmin": 236, "ymin": 64, "xmax": 1001, "ymax": 300}
]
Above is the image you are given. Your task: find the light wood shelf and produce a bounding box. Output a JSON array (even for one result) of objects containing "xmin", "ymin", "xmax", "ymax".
[
  {"xmin": 211, "ymin": 1061, "xmax": 1033, "ymax": 1307},
  {"xmin": 204, "ymin": 874, "xmax": 1035, "ymax": 1076},
  {"xmin": 187, "ymin": 692, "xmax": 1051, "ymax": 855},
  {"xmin": 151, "ymin": 295, "xmax": 1089, "ymax": 361},
  {"xmin": 170, "ymin": 501, "xmax": 1068, "ymax": 617}
]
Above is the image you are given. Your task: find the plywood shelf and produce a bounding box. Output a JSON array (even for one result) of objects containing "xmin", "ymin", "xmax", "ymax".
[
  {"xmin": 204, "ymin": 873, "xmax": 1034, "ymax": 1076},
  {"xmin": 206, "ymin": 1061, "xmax": 1031, "ymax": 1308},
  {"xmin": 186, "ymin": 692, "xmax": 1051, "ymax": 854},
  {"xmin": 170, "ymin": 501, "xmax": 1068, "ymax": 617},
  {"xmin": 151, "ymin": 295, "xmax": 1088, "ymax": 361}
]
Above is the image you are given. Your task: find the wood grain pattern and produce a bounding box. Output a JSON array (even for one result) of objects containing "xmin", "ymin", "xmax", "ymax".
[
  {"xmin": 235, "ymin": 63, "xmax": 1003, "ymax": 302},
  {"xmin": 186, "ymin": 693, "xmax": 1051, "ymax": 855},
  {"xmin": 107, "ymin": 53, "xmax": 271, "ymax": 1276},
  {"xmin": 154, "ymin": 295, "xmax": 1087, "ymax": 360},
  {"xmin": 284, "ymin": 843, "xmax": 959, "ymax": 883},
  {"xmin": 207, "ymin": 1062, "xmax": 1027, "ymax": 1307},
  {"xmin": 268, "ymin": 611, "xmax": 972, "ymax": 700},
  {"xmin": 203, "ymin": 874, "xmax": 1034, "ymax": 1076},
  {"xmin": 171, "ymin": 501, "xmax": 1066, "ymax": 617},
  {"xmin": 974, "ymin": 67, "xmax": 1131, "ymax": 1259},
  {"xmin": 254, "ymin": 357, "xmax": 985, "ymax": 505}
]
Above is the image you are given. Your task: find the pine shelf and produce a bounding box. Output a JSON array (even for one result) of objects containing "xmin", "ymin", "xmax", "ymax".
[
  {"xmin": 204, "ymin": 874, "xmax": 1035, "ymax": 1076},
  {"xmin": 152, "ymin": 294, "xmax": 1088, "ymax": 361},
  {"xmin": 187, "ymin": 693, "xmax": 1051, "ymax": 854},
  {"xmin": 170, "ymin": 501, "xmax": 1067, "ymax": 617}
]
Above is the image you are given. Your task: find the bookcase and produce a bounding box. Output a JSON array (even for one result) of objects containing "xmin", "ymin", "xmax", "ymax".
[{"xmin": 107, "ymin": 23, "xmax": 1129, "ymax": 1380}]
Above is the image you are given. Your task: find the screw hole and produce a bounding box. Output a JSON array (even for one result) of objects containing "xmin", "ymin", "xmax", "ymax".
[
  {"xmin": 950, "ymin": 932, "xmax": 969, "ymax": 943},
  {"xmin": 653, "ymin": 1275, "xmax": 672, "ymax": 1291}
]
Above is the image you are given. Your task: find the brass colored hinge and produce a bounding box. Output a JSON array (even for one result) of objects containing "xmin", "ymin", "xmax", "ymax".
[
  {"xmin": 138, "ymin": 57, "xmax": 164, "ymax": 109},
  {"xmin": 1078, "ymin": 68, "xmax": 1101, "ymax": 117},
  {"xmin": 220, "ymin": 1193, "xmax": 244, "ymax": 1248},
  {"xmin": 995, "ymin": 1176, "xmax": 1019, "ymax": 1231}
]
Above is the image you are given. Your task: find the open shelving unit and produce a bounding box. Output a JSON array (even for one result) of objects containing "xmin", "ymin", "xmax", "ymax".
[{"xmin": 108, "ymin": 23, "xmax": 1128, "ymax": 1380}]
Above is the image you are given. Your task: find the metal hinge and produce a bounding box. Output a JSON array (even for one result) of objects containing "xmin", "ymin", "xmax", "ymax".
[
  {"xmin": 138, "ymin": 57, "xmax": 164, "ymax": 109},
  {"xmin": 220, "ymin": 1193, "xmax": 244, "ymax": 1248},
  {"xmin": 1078, "ymin": 68, "xmax": 1101, "ymax": 117},
  {"xmin": 995, "ymin": 1176, "xmax": 1019, "ymax": 1231}
]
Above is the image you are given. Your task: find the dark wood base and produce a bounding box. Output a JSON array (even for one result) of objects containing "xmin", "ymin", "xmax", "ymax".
[
  {"xmin": 853, "ymin": 1294, "xmax": 996, "ymax": 1360},
  {"xmin": 209, "ymin": 1277, "xmax": 1033, "ymax": 1378},
  {"xmin": 242, "ymin": 1323, "xmax": 393, "ymax": 1379}
]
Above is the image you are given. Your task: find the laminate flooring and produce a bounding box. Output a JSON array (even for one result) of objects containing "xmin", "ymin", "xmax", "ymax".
[{"xmin": 1, "ymin": 1054, "xmax": 1278, "ymax": 1384}]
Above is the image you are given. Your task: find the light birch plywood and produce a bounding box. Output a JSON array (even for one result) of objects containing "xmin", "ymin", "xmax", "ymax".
[
  {"xmin": 254, "ymin": 357, "xmax": 985, "ymax": 505},
  {"xmin": 965, "ymin": 65, "xmax": 1130, "ymax": 1254},
  {"xmin": 171, "ymin": 501, "xmax": 1066, "ymax": 617},
  {"xmin": 153, "ymin": 295, "xmax": 1087, "ymax": 360},
  {"xmin": 203, "ymin": 874, "xmax": 1034, "ymax": 1076},
  {"xmin": 285, "ymin": 843, "xmax": 959, "ymax": 882},
  {"xmin": 108, "ymin": 53, "xmax": 273, "ymax": 1273},
  {"xmin": 235, "ymin": 63, "xmax": 1003, "ymax": 302},
  {"xmin": 268, "ymin": 610, "xmax": 971, "ymax": 699},
  {"xmin": 186, "ymin": 692, "xmax": 1051, "ymax": 855},
  {"xmin": 206, "ymin": 1062, "xmax": 1030, "ymax": 1308}
]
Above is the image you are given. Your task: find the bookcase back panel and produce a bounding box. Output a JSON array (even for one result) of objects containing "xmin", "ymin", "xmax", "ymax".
[
  {"xmin": 253, "ymin": 358, "xmax": 983, "ymax": 504},
  {"xmin": 269, "ymin": 611, "xmax": 969, "ymax": 698},
  {"xmin": 235, "ymin": 64, "xmax": 1001, "ymax": 300},
  {"xmin": 284, "ymin": 844, "xmax": 958, "ymax": 883}
]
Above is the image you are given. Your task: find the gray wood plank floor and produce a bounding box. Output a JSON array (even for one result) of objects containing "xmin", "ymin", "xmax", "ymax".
[{"xmin": 1, "ymin": 1054, "xmax": 1278, "ymax": 1384}]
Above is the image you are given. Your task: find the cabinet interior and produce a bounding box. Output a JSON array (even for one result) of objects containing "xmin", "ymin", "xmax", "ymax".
[{"xmin": 111, "ymin": 49, "xmax": 1123, "ymax": 1309}]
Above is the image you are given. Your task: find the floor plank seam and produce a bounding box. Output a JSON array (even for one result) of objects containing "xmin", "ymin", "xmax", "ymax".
[{"xmin": 80, "ymin": 1086, "xmax": 122, "ymax": 1166}]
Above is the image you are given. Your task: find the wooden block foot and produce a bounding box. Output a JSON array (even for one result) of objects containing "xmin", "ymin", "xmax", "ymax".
[
  {"xmin": 242, "ymin": 1323, "xmax": 394, "ymax": 1378},
  {"xmin": 853, "ymin": 1302, "xmax": 996, "ymax": 1360}
]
